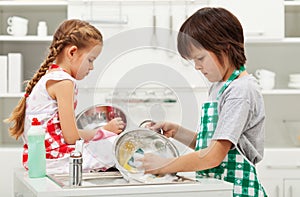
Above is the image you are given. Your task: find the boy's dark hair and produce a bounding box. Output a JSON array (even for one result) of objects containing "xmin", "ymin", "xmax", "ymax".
[{"xmin": 177, "ymin": 7, "xmax": 246, "ymax": 69}]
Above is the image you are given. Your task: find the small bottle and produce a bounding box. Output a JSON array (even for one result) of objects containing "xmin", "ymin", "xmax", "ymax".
[
  {"xmin": 69, "ymin": 151, "xmax": 82, "ymax": 187},
  {"xmin": 27, "ymin": 118, "xmax": 46, "ymax": 178},
  {"xmin": 69, "ymin": 140, "xmax": 83, "ymax": 187},
  {"xmin": 37, "ymin": 21, "xmax": 47, "ymax": 37}
]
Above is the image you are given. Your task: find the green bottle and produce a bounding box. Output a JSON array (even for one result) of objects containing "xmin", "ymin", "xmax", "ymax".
[{"xmin": 28, "ymin": 118, "xmax": 46, "ymax": 178}]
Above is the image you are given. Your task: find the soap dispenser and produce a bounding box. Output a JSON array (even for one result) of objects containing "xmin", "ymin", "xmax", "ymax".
[{"xmin": 69, "ymin": 139, "xmax": 84, "ymax": 187}]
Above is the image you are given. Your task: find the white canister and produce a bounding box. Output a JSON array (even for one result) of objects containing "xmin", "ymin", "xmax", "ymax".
[{"xmin": 37, "ymin": 21, "xmax": 47, "ymax": 37}]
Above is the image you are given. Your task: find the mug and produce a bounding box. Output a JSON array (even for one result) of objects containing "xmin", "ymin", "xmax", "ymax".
[
  {"xmin": 7, "ymin": 16, "xmax": 28, "ymax": 26},
  {"xmin": 255, "ymin": 69, "xmax": 276, "ymax": 90},
  {"xmin": 7, "ymin": 16, "xmax": 28, "ymax": 36},
  {"xmin": 7, "ymin": 25, "xmax": 28, "ymax": 36}
]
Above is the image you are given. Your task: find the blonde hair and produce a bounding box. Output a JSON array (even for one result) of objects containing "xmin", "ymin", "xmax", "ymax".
[{"xmin": 5, "ymin": 19, "xmax": 103, "ymax": 139}]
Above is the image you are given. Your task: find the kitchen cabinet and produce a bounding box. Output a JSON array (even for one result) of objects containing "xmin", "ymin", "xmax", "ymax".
[
  {"xmin": 0, "ymin": 147, "xmax": 23, "ymax": 197},
  {"xmin": 256, "ymin": 149, "xmax": 300, "ymax": 197},
  {"xmin": 244, "ymin": 1, "xmax": 300, "ymax": 148},
  {"xmin": 209, "ymin": 0, "xmax": 284, "ymax": 41},
  {"xmin": 285, "ymin": 0, "xmax": 300, "ymax": 39},
  {"xmin": 0, "ymin": 1, "xmax": 67, "ymax": 146},
  {"xmin": 260, "ymin": 178, "xmax": 284, "ymax": 197},
  {"xmin": 13, "ymin": 168, "xmax": 233, "ymax": 197},
  {"xmin": 284, "ymin": 179, "xmax": 300, "ymax": 197}
]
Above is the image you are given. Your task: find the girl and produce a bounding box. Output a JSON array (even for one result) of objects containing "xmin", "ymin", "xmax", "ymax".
[
  {"xmin": 141, "ymin": 7, "xmax": 267, "ymax": 197},
  {"xmin": 5, "ymin": 19, "xmax": 125, "ymax": 174}
]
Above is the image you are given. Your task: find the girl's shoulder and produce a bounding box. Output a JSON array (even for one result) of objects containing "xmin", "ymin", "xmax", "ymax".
[{"xmin": 44, "ymin": 70, "xmax": 76, "ymax": 82}]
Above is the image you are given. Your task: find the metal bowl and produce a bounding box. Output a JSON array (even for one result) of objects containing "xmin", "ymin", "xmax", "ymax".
[
  {"xmin": 76, "ymin": 104, "xmax": 127, "ymax": 130},
  {"xmin": 112, "ymin": 128, "xmax": 179, "ymax": 180}
]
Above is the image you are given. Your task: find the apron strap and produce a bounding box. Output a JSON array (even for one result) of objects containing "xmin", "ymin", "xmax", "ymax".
[{"xmin": 216, "ymin": 65, "xmax": 245, "ymax": 100}]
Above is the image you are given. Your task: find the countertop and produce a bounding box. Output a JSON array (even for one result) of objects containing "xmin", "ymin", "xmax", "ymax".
[{"xmin": 14, "ymin": 168, "xmax": 233, "ymax": 197}]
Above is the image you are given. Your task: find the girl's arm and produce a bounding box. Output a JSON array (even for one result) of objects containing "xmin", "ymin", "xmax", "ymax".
[
  {"xmin": 142, "ymin": 139, "xmax": 232, "ymax": 174},
  {"xmin": 48, "ymin": 79, "xmax": 95, "ymax": 144},
  {"xmin": 48, "ymin": 79, "xmax": 125, "ymax": 144}
]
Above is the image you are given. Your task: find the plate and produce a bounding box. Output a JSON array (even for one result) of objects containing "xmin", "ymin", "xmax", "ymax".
[
  {"xmin": 288, "ymin": 82, "xmax": 300, "ymax": 89},
  {"xmin": 289, "ymin": 74, "xmax": 300, "ymax": 83}
]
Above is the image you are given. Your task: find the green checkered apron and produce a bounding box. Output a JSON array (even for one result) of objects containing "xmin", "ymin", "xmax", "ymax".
[{"xmin": 195, "ymin": 66, "xmax": 267, "ymax": 197}]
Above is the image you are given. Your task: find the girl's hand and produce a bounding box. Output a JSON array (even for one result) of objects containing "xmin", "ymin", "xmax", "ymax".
[
  {"xmin": 150, "ymin": 122, "xmax": 179, "ymax": 138},
  {"xmin": 141, "ymin": 153, "xmax": 174, "ymax": 174},
  {"xmin": 103, "ymin": 117, "xmax": 125, "ymax": 134}
]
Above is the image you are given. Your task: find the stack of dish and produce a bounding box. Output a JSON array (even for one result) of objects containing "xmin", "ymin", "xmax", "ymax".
[{"xmin": 288, "ymin": 73, "xmax": 300, "ymax": 89}]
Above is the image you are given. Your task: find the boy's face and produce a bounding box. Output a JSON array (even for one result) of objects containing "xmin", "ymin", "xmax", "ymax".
[
  {"xmin": 71, "ymin": 44, "xmax": 102, "ymax": 80},
  {"xmin": 188, "ymin": 44, "xmax": 227, "ymax": 82}
]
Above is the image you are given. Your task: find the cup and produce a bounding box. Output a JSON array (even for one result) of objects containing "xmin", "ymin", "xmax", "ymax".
[
  {"xmin": 7, "ymin": 16, "xmax": 28, "ymax": 36},
  {"xmin": 7, "ymin": 16, "xmax": 28, "ymax": 26},
  {"xmin": 255, "ymin": 69, "xmax": 276, "ymax": 90}
]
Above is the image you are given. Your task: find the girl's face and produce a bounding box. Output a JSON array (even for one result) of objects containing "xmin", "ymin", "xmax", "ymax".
[
  {"xmin": 70, "ymin": 44, "xmax": 102, "ymax": 80},
  {"xmin": 188, "ymin": 44, "xmax": 231, "ymax": 82}
]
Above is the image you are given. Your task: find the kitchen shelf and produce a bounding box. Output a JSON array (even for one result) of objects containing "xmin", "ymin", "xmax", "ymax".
[
  {"xmin": 0, "ymin": 93, "xmax": 24, "ymax": 98},
  {"xmin": 262, "ymin": 89, "xmax": 300, "ymax": 95},
  {"xmin": 0, "ymin": 35, "xmax": 52, "ymax": 42},
  {"xmin": 284, "ymin": 0, "xmax": 300, "ymax": 6},
  {"xmin": 0, "ymin": 1, "xmax": 67, "ymax": 7},
  {"xmin": 246, "ymin": 37, "xmax": 300, "ymax": 44}
]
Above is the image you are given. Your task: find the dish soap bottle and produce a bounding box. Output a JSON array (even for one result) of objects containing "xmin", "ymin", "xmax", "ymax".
[{"xmin": 28, "ymin": 118, "xmax": 46, "ymax": 178}]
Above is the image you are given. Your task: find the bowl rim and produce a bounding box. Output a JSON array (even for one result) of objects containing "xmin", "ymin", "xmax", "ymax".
[
  {"xmin": 112, "ymin": 128, "xmax": 180, "ymax": 177},
  {"xmin": 75, "ymin": 103, "xmax": 127, "ymax": 130}
]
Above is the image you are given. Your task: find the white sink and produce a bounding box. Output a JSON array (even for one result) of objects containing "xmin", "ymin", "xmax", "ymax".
[{"xmin": 47, "ymin": 171, "xmax": 198, "ymax": 188}]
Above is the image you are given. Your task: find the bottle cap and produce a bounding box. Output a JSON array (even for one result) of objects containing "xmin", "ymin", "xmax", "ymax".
[{"xmin": 32, "ymin": 118, "xmax": 41, "ymax": 126}]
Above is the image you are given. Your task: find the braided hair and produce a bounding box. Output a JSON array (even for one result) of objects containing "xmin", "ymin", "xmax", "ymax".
[{"xmin": 5, "ymin": 19, "xmax": 103, "ymax": 139}]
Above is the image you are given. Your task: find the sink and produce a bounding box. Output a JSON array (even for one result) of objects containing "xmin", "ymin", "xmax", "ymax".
[{"xmin": 47, "ymin": 171, "xmax": 198, "ymax": 188}]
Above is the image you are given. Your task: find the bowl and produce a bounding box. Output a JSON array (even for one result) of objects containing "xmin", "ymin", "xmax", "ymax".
[
  {"xmin": 283, "ymin": 120, "xmax": 300, "ymax": 146},
  {"xmin": 76, "ymin": 104, "xmax": 127, "ymax": 130},
  {"xmin": 112, "ymin": 128, "xmax": 179, "ymax": 181}
]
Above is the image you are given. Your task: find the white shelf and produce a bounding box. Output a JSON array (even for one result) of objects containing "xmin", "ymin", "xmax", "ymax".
[
  {"xmin": 284, "ymin": 0, "xmax": 300, "ymax": 6},
  {"xmin": 0, "ymin": 1, "xmax": 67, "ymax": 7},
  {"xmin": 262, "ymin": 89, "xmax": 300, "ymax": 95},
  {"xmin": 280, "ymin": 37, "xmax": 300, "ymax": 43},
  {"xmin": 0, "ymin": 35, "xmax": 52, "ymax": 42},
  {"xmin": 246, "ymin": 37, "xmax": 300, "ymax": 44},
  {"xmin": 0, "ymin": 93, "xmax": 24, "ymax": 98}
]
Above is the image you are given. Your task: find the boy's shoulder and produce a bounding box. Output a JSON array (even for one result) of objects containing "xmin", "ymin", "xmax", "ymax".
[{"xmin": 224, "ymin": 74, "xmax": 262, "ymax": 99}]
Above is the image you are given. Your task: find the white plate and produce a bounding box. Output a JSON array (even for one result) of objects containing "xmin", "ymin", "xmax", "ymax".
[
  {"xmin": 288, "ymin": 82, "xmax": 300, "ymax": 89},
  {"xmin": 289, "ymin": 74, "xmax": 300, "ymax": 82}
]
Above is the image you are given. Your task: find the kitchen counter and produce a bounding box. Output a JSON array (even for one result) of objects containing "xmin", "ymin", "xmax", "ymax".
[{"xmin": 14, "ymin": 168, "xmax": 233, "ymax": 197}]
